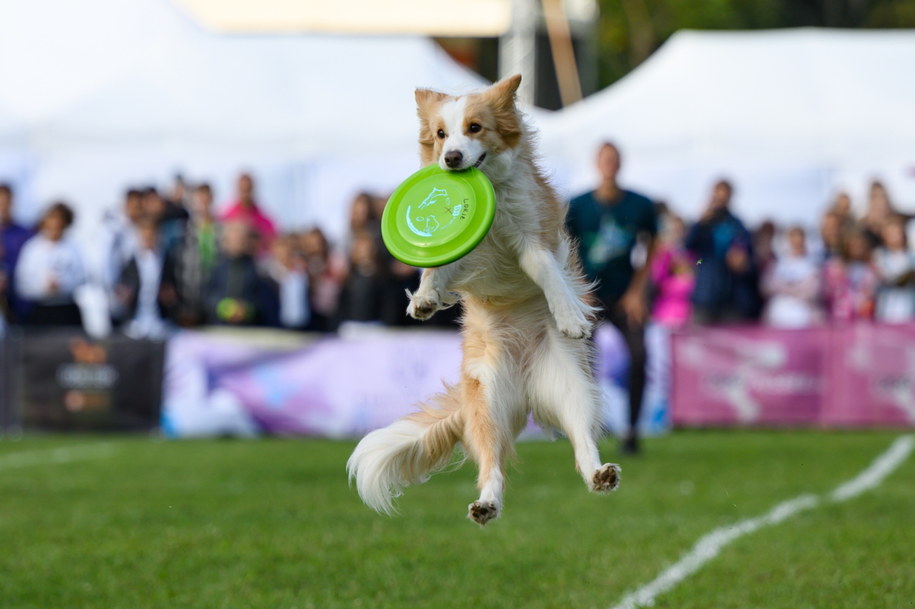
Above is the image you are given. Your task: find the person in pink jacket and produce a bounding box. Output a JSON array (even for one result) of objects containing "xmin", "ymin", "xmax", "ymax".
[
  {"xmin": 219, "ymin": 173, "xmax": 277, "ymax": 254},
  {"xmin": 649, "ymin": 215, "xmax": 695, "ymax": 329}
]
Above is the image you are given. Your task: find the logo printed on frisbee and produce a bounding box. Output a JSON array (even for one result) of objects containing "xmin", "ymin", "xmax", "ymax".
[{"xmin": 405, "ymin": 187, "xmax": 461, "ymax": 237}]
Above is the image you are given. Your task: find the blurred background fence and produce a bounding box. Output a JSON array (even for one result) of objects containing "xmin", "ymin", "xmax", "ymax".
[{"xmin": 1, "ymin": 323, "xmax": 913, "ymax": 436}]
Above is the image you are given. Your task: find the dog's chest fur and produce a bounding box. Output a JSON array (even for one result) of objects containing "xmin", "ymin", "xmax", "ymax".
[{"xmin": 450, "ymin": 161, "xmax": 555, "ymax": 304}]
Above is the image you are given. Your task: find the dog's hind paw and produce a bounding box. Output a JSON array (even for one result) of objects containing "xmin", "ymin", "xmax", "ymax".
[
  {"xmin": 468, "ymin": 500, "xmax": 500, "ymax": 526},
  {"xmin": 590, "ymin": 463, "xmax": 621, "ymax": 493}
]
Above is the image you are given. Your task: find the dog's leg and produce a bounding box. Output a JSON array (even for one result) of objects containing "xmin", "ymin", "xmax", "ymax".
[
  {"xmin": 407, "ymin": 264, "xmax": 460, "ymax": 321},
  {"xmin": 517, "ymin": 243, "xmax": 593, "ymax": 339},
  {"xmin": 528, "ymin": 328, "xmax": 621, "ymax": 493},
  {"xmin": 460, "ymin": 330, "xmax": 518, "ymax": 526}
]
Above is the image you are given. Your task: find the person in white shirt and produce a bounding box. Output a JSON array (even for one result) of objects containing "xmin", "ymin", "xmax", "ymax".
[
  {"xmin": 114, "ymin": 217, "xmax": 171, "ymax": 339},
  {"xmin": 874, "ymin": 215, "xmax": 915, "ymax": 323},
  {"xmin": 762, "ymin": 226, "xmax": 822, "ymax": 328},
  {"xmin": 15, "ymin": 202, "xmax": 85, "ymax": 327},
  {"xmin": 266, "ymin": 234, "xmax": 310, "ymax": 330}
]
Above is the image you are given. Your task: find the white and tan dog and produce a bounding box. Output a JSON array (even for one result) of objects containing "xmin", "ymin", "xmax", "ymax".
[{"xmin": 347, "ymin": 75, "xmax": 620, "ymax": 525}]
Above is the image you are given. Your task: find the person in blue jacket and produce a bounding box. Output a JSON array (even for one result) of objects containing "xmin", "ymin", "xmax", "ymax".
[{"xmin": 685, "ymin": 179, "xmax": 761, "ymax": 324}]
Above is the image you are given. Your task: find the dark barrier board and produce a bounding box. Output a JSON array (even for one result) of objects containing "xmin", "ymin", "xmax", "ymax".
[{"xmin": 5, "ymin": 332, "xmax": 164, "ymax": 431}]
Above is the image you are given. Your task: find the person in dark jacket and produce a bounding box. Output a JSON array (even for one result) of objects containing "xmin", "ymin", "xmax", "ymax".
[
  {"xmin": 113, "ymin": 217, "xmax": 171, "ymax": 338},
  {"xmin": 685, "ymin": 179, "xmax": 760, "ymax": 324},
  {"xmin": 337, "ymin": 229, "xmax": 386, "ymax": 325},
  {"xmin": 205, "ymin": 220, "xmax": 279, "ymax": 327}
]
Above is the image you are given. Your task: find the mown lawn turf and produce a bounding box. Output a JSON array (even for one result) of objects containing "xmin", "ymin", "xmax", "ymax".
[{"xmin": 0, "ymin": 431, "xmax": 911, "ymax": 609}]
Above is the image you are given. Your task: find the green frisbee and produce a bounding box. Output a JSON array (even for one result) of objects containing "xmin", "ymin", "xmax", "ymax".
[{"xmin": 381, "ymin": 164, "xmax": 496, "ymax": 267}]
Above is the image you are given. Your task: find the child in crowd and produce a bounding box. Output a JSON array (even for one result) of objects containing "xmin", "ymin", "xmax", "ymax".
[
  {"xmin": 206, "ymin": 220, "xmax": 278, "ymax": 327},
  {"xmin": 873, "ymin": 216, "xmax": 915, "ymax": 323},
  {"xmin": 15, "ymin": 202, "xmax": 85, "ymax": 328},
  {"xmin": 823, "ymin": 229, "xmax": 879, "ymax": 322},
  {"xmin": 267, "ymin": 234, "xmax": 310, "ymax": 331},
  {"xmin": 300, "ymin": 227, "xmax": 344, "ymax": 332},
  {"xmin": 649, "ymin": 215, "xmax": 694, "ymax": 328},
  {"xmin": 762, "ymin": 227, "xmax": 822, "ymax": 327}
]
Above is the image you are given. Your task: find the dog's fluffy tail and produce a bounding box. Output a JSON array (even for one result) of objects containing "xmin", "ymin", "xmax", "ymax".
[{"xmin": 347, "ymin": 386, "xmax": 464, "ymax": 514}]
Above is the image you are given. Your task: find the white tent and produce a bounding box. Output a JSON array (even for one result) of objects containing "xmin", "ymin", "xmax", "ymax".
[
  {"xmin": 543, "ymin": 29, "xmax": 915, "ymax": 226},
  {"xmin": 0, "ymin": 0, "xmax": 491, "ymax": 254}
]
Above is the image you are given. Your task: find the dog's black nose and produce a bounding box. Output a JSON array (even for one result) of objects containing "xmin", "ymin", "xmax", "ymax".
[{"xmin": 444, "ymin": 150, "xmax": 463, "ymax": 168}]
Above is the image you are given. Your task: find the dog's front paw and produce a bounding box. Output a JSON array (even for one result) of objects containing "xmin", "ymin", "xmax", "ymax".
[
  {"xmin": 406, "ymin": 289, "xmax": 441, "ymax": 321},
  {"xmin": 590, "ymin": 463, "xmax": 621, "ymax": 493},
  {"xmin": 468, "ymin": 500, "xmax": 500, "ymax": 526},
  {"xmin": 555, "ymin": 308, "xmax": 592, "ymax": 339}
]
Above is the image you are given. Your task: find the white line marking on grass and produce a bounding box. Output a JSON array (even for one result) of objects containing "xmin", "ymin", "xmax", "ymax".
[
  {"xmin": 610, "ymin": 494, "xmax": 821, "ymax": 609},
  {"xmin": 0, "ymin": 443, "xmax": 118, "ymax": 470},
  {"xmin": 609, "ymin": 435, "xmax": 914, "ymax": 609},
  {"xmin": 830, "ymin": 435, "xmax": 914, "ymax": 503}
]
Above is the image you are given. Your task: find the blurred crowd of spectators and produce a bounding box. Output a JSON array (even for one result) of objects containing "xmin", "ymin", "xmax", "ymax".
[
  {"xmin": 1, "ymin": 170, "xmax": 913, "ymax": 339},
  {"xmin": 0, "ymin": 173, "xmax": 459, "ymax": 338},
  {"xmin": 649, "ymin": 178, "xmax": 915, "ymax": 330}
]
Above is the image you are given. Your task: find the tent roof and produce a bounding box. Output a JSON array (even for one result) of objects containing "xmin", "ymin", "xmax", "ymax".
[
  {"xmin": 0, "ymin": 0, "xmax": 489, "ymax": 154},
  {"xmin": 543, "ymin": 28, "xmax": 915, "ymax": 222},
  {"xmin": 547, "ymin": 28, "xmax": 915, "ymax": 164}
]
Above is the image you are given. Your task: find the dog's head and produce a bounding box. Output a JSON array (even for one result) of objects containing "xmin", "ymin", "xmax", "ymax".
[{"xmin": 414, "ymin": 74, "xmax": 523, "ymax": 173}]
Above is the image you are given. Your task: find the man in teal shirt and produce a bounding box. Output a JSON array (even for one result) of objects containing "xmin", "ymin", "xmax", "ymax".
[{"xmin": 566, "ymin": 143, "xmax": 658, "ymax": 454}]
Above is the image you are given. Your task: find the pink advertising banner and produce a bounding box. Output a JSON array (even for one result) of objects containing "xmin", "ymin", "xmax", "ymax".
[
  {"xmin": 824, "ymin": 323, "xmax": 915, "ymax": 427},
  {"xmin": 671, "ymin": 323, "xmax": 915, "ymax": 428}
]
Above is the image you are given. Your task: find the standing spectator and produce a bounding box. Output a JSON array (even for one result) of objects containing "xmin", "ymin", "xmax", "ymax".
[
  {"xmin": 566, "ymin": 142, "xmax": 658, "ymax": 455},
  {"xmin": 161, "ymin": 183, "xmax": 220, "ymax": 327},
  {"xmin": 266, "ymin": 234, "xmax": 310, "ymax": 331},
  {"xmin": 823, "ymin": 229, "xmax": 879, "ymax": 322},
  {"xmin": 113, "ymin": 217, "xmax": 170, "ymax": 338},
  {"xmin": 299, "ymin": 227, "xmax": 343, "ymax": 332},
  {"xmin": 103, "ymin": 188, "xmax": 144, "ymax": 293},
  {"xmin": 220, "ymin": 173, "xmax": 277, "ymax": 253},
  {"xmin": 337, "ymin": 230, "xmax": 386, "ymax": 325},
  {"xmin": 861, "ymin": 180, "xmax": 904, "ymax": 248},
  {"xmin": 0, "ymin": 183, "xmax": 33, "ymax": 321},
  {"xmin": 873, "ymin": 215, "xmax": 915, "ymax": 323},
  {"xmin": 819, "ymin": 210, "xmax": 846, "ymax": 263},
  {"xmin": 143, "ymin": 187, "xmax": 184, "ymax": 253},
  {"xmin": 829, "ymin": 191, "xmax": 855, "ymax": 228},
  {"xmin": 753, "ymin": 220, "xmax": 777, "ymax": 279},
  {"xmin": 0, "ymin": 240, "xmax": 7, "ymax": 335},
  {"xmin": 165, "ymin": 173, "xmax": 191, "ymax": 220},
  {"xmin": 648, "ymin": 215, "xmax": 694, "ymax": 329},
  {"xmin": 348, "ymin": 192, "xmax": 380, "ymax": 242},
  {"xmin": 762, "ymin": 227, "xmax": 822, "ymax": 328},
  {"xmin": 14, "ymin": 202, "xmax": 85, "ymax": 328},
  {"xmin": 685, "ymin": 179, "xmax": 760, "ymax": 324},
  {"xmin": 206, "ymin": 221, "xmax": 278, "ymax": 327}
]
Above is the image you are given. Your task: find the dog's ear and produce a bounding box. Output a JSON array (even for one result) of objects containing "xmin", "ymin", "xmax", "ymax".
[
  {"xmin": 415, "ymin": 88, "xmax": 448, "ymax": 116},
  {"xmin": 415, "ymin": 89, "xmax": 447, "ymax": 163},
  {"xmin": 486, "ymin": 74, "xmax": 522, "ymax": 109}
]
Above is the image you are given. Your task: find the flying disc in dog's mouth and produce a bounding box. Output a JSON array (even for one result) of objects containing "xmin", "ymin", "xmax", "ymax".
[{"xmin": 381, "ymin": 164, "xmax": 496, "ymax": 267}]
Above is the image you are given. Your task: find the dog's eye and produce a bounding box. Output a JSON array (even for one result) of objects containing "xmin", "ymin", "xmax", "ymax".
[
  {"xmin": 468, "ymin": 123, "xmax": 482, "ymax": 134},
  {"xmin": 436, "ymin": 129, "xmax": 446, "ymax": 139}
]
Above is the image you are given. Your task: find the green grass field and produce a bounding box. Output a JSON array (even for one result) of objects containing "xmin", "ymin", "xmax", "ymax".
[{"xmin": 1, "ymin": 431, "xmax": 912, "ymax": 609}]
